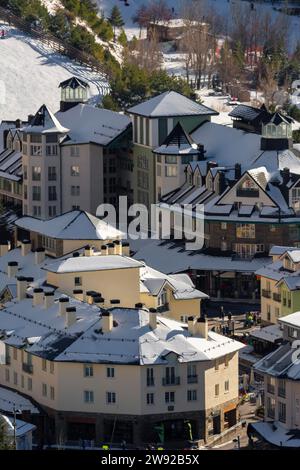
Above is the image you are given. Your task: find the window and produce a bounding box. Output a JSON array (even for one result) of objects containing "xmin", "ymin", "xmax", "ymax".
[
  {"xmin": 72, "ymin": 205, "xmax": 80, "ymax": 210},
  {"xmin": 42, "ymin": 383, "xmax": 47, "ymax": 397},
  {"xmin": 145, "ymin": 118, "xmax": 150, "ymax": 146},
  {"xmin": 5, "ymin": 369, "xmax": 9, "ymax": 382},
  {"xmin": 215, "ymin": 359, "xmax": 219, "ymax": 371},
  {"xmin": 139, "ymin": 117, "xmax": 144, "ymax": 144},
  {"xmin": 75, "ymin": 276, "xmax": 82, "ymax": 287},
  {"xmin": 147, "ymin": 393, "xmax": 154, "ymax": 405},
  {"xmin": 30, "ymin": 134, "xmax": 42, "ymax": 144},
  {"xmin": 71, "ymin": 165, "xmax": 80, "ymax": 176},
  {"xmin": 48, "ymin": 167, "xmax": 56, "ymax": 181},
  {"xmin": 27, "ymin": 377, "xmax": 32, "ymax": 391},
  {"xmin": 165, "ymin": 392, "xmax": 175, "ymax": 403},
  {"xmin": 187, "ymin": 390, "xmax": 197, "ymax": 401},
  {"xmin": 147, "ymin": 368, "xmax": 154, "ymax": 386},
  {"xmin": 236, "ymin": 223, "xmax": 255, "ymax": 239},
  {"xmin": 215, "ymin": 384, "xmax": 219, "ymax": 396},
  {"xmin": 50, "ymin": 362, "xmax": 54, "ymax": 374},
  {"xmin": 158, "ymin": 118, "xmax": 168, "ymax": 145},
  {"xmin": 107, "ymin": 367, "xmax": 115, "ymax": 378},
  {"xmin": 225, "ymin": 355, "xmax": 229, "ymax": 368},
  {"xmin": 42, "ymin": 359, "xmax": 47, "ymax": 372},
  {"xmin": 157, "ymin": 165, "xmax": 161, "ymax": 177},
  {"xmin": 84, "ymin": 365, "xmax": 93, "ymax": 377},
  {"xmin": 180, "ymin": 315, "xmax": 189, "ymax": 323},
  {"xmin": 84, "ymin": 390, "xmax": 94, "ymax": 403},
  {"xmin": 46, "ymin": 145, "xmax": 57, "ymax": 156},
  {"xmin": 33, "ymin": 205, "xmax": 41, "ymax": 217},
  {"xmin": 21, "ymin": 375, "xmax": 24, "ymax": 388},
  {"xmin": 23, "ymin": 165, "xmax": 28, "ymax": 180},
  {"xmin": 32, "ymin": 186, "xmax": 41, "ymax": 201},
  {"xmin": 71, "ymin": 185, "xmax": 80, "ymax": 196},
  {"xmin": 70, "ymin": 146, "xmax": 80, "ymax": 157},
  {"xmin": 48, "ymin": 186, "xmax": 57, "ymax": 201},
  {"xmin": 187, "ymin": 364, "xmax": 197, "ymax": 379},
  {"xmin": 225, "ymin": 380, "xmax": 229, "ymax": 392},
  {"xmin": 165, "ymin": 166, "xmax": 178, "ymax": 177},
  {"xmin": 24, "ymin": 185, "xmax": 28, "ymax": 200},
  {"xmin": 50, "ymin": 386, "xmax": 55, "ymax": 400},
  {"xmin": 267, "ymin": 396, "xmax": 275, "ymax": 418},
  {"xmin": 48, "ymin": 206, "xmax": 56, "ymax": 218},
  {"xmin": 14, "ymin": 372, "xmax": 18, "ymax": 385},
  {"xmin": 221, "ymin": 222, "xmax": 227, "ymax": 230},
  {"xmin": 106, "ymin": 392, "xmax": 116, "ymax": 404},
  {"xmin": 31, "ymin": 145, "xmax": 42, "ymax": 156},
  {"xmin": 165, "ymin": 155, "xmax": 178, "ymax": 164},
  {"xmin": 13, "ymin": 348, "xmax": 17, "ymax": 360},
  {"xmin": 279, "ymin": 402, "xmax": 286, "ymax": 423}
]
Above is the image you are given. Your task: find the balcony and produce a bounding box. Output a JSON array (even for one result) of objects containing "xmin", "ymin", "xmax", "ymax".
[
  {"xmin": 22, "ymin": 363, "xmax": 33, "ymax": 374},
  {"xmin": 236, "ymin": 188, "xmax": 259, "ymax": 198},
  {"xmin": 267, "ymin": 383, "xmax": 275, "ymax": 394},
  {"xmin": 273, "ymin": 293, "xmax": 281, "ymax": 302},
  {"xmin": 162, "ymin": 376, "xmax": 180, "ymax": 386},
  {"xmin": 147, "ymin": 378, "xmax": 155, "ymax": 387},
  {"xmin": 157, "ymin": 303, "xmax": 169, "ymax": 313},
  {"xmin": 187, "ymin": 375, "xmax": 198, "ymax": 384},
  {"xmin": 262, "ymin": 289, "xmax": 271, "ymax": 299}
]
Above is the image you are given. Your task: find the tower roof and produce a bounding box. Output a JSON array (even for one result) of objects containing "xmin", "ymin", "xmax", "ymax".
[
  {"xmin": 153, "ymin": 121, "xmax": 200, "ymax": 155},
  {"xmin": 23, "ymin": 105, "xmax": 69, "ymax": 134},
  {"xmin": 267, "ymin": 112, "xmax": 293, "ymax": 126},
  {"xmin": 59, "ymin": 77, "xmax": 90, "ymax": 90},
  {"xmin": 127, "ymin": 90, "xmax": 218, "ymax": 118}
]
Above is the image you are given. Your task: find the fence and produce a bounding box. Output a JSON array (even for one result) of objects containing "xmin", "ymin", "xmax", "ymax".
[{"xmin": 0, "ymin": 6, "xmax": 109, "ymax": 79}]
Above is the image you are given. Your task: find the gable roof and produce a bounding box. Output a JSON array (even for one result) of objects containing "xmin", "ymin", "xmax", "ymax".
[
  {"xmin": 153, "ymin": 121, "xmax": 200, "ymax": 155},
  {"xmin": 229, "ymin": 103, "xmax": 271, "ymax": 123},
  {"xmin": 59, "ymin": 77, "xmax": 90, "ymax": 90},
  {"xmin": 15, "ymin": 210, "xmax": 124, "ymax": 240},
  {"xmin": 127, "ymin": 91, "xmax": 218, "ymax": 118},
  {"xmin": 23, "ymin": 105, "xmax": 69, "ymax": 134}
]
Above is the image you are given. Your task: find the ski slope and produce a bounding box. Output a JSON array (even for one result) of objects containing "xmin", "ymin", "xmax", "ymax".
[{"xmin": 0, "ymin": 22, "xmax": 109, "ymax": 122}]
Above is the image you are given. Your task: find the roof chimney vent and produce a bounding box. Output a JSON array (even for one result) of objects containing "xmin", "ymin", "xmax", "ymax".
[
  {"xmin": 149, "ymin": 308, "xmax": 157, "ymax": 330},
  {"xmin": 187, "ymin": 316, "xmax": 196, "ymax": 336},
  {"xmin": 7, "ymin": 261, "xmax": 18, "ymax": 278},
  {"xmin": 44, "ymin": 291, "xmax": 54, "ymax": 309},
  {"xmin": 21, "ymin": 239, "xmax": 31, "ymax": 257},
  {"xmin": 33, "ymin": 288, "xmax": 44, "ymax": 307},
  {"xmin": 196, "ymin": 315, "xmax": 208, "ymax": 339},
  {"xmin": 65, "ymin": 306, "xmax": 77, "ymax": 327},
  {"xmin": 0, "ymin": 240, "xmax": 10, "ymax": 256},
  {"xmin": 35, "ymin": 247, "xmax": 45, "ymax": 265},
  {"xmin": 102, "ymin": 311, "xmax": 113, "ymax": 333},
  {"xmin": 17, "ymin": 276, "xmax": 27, "ymax": 301},
  {"xmin": 59, "ymin": 296, "xmax": 69, "ymax": 316}
]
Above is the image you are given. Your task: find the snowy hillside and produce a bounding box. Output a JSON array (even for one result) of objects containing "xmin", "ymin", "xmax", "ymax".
[{"xmin": 0, "ymin": 22, "xmax": 109, "ymax": 122}]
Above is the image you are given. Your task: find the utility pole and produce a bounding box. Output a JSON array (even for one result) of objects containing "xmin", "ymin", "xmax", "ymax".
[{"xmin": 13, "ymin": 405, "xmax": 17, "ymax": 450}]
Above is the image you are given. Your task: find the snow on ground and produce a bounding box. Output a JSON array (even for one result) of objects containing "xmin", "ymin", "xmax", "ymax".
[
  {"xmin": 41, "ymin": 0, "xmax": 63, "ymax": 15},
  {"xmin": 0, "ymin": 22, "xmax": 109, "ymax": 121}
]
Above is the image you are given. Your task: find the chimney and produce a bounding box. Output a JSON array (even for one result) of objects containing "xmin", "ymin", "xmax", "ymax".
[
  {"xmin": 187, "ymin": 316, "xmax": 196, "ymax": 336},
  {"xmin": 84, "ymin": 245, "xmax": 94, "ymax": 257},
  {"xmin": 113, "ymin": 240, "xmax": 122, "ymax": 255},
  {"xmin": 0, "ymin": 240, "xmax": 10, "ymax": 256},
  {"xmin": 15, "ymin": 119, "xmax": 22, "ymax": 129},
  {"xmin": 282, "ymin": 167, "xmax": 290, "ymax": 186},
  {"xmin": 65, "ymin": 307, "xmax": 77, "ymax": 328},
  {"xmin": 27, "ymin": 114, "xmax": 34, "ymax": 124},
  {"xmin": 21, "ymin": 239, "xmax": 31, "ymax": 257},
  {"xmin": 101, "ymin": 245, "xmax": 108, "ymax": 255},
  {"xmin": 86, "ymin": 291, "xmax": 100, "ymax": 304},
  {"xmin": 122, "ymin": 242, "xmax": 130, "ymax": 257},
  {"xmin": 73, "ymin": 289, "xmax": 84, "ymax": 301},
  {"xmin": 35, "ymin": 247, "xmax": 45, "ymax": 265},
  {"xmin": 196, "ymin": 315, "xmax": 208, "ymax": 339},
  {"xmin": 110, "ymin": 299, "xmax": 120, "ymax": 307},
  {"xmin": 107, "ymin": 243, "xmax": 115, "ymax": 255},
  {"xmin": 44, "ymin": 291, "xmax": 54, "ymax": 309},
  {"xmin": 135, "ymin": 303, "xmax": 144, "ymax": 309},
  {"xmin": 218, "ymin": 171, "xmax": 226, "ymax": 195},
  {"xmin": 59, "ymin": 296, "xmax": 69, "ymax": 316},
  {"xmin": 93, "ymin": 296, "xmax": 105, "ymax": 307},
  {"xmin": 17, "ymin": 276, "xmax": 27, "ymax": 301},
  {"xmin": 102, "ymin": 311, "xmax": 113, "ymax": 333},
  {"xmin": 33, "ymin": 288, "xmax": 44, "ymax": 307},
  {"xmin": 149, "ymin": 308, "xmax": 157, "ymax": 330},
  {"xmin": 197, "ymin": 143, "xmax": 206, "ymax": 160},
  {"xmin": 7, "ymin": 261, "xmax": 18, "ymax": 278},
  {"xmin": 235, "ymin": 163, "xmax": 241, "ymax": 180}
]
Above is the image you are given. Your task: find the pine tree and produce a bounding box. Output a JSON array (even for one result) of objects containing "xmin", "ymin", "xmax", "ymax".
[{"xmin": 108, "ymin": 5, "xmax": 124, "ymax": 41}]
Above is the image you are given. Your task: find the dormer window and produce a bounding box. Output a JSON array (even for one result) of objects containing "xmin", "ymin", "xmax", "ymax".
[{"xmin": 284, "ymin": 257, "xmax": 295, "ymax": 271}]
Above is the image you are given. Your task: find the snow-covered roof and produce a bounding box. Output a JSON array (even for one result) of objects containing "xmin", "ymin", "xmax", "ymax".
[
  {"xmin": 269, "ymin": 246, "xmax": 297, "ymax": 256},
  {"xmin": 140, "ymin": 265, "xmax": 208, "ymax": 299},
  {"xmin": 45, "ymin": 255, "xmax": 143, "ymax": 274},
  {"xmin": 0, "ymin": 149, "xmax": 22, "ymax": 182},
  {"xmin": 153, "ymin": 121, "xmax": 200, "ymax": 155},
  {"xmin": 279, "ymin": 311, "xmax": 300, "ymax": 328},
  {"xmin": 0, "ymin": 296, "xmax": 244, "ymax": 365},
  {"xmin": 56, "ymin": 104, "xmax": 131, "ymax": 146},
  {"xmin": 250, "ymin": 421, "xmax": 300, "ymax": 448},
  {"xmin": 15, "ymin": 210, "xmax": 123, "ymax": 240},
  {"xmin": 132, "ymin": 238, "xmax": 271, "ymax": 274},
  {"xmin": 254, "ymin": 339, "xmax": 300, "ymax": 380},
  {"xmin": 0, "ymin": 387, "xmax": 39, "ymax": 414},
  {"xmin": 127, "ymin": 91, "xmax": 218, "ymax": 118},
  {"xmin": 22, "ymin": 105, "xmax": 69, "ymax": 134},
  {"xmin": 250, "ymin": 324, "xmax": 283, "ymax": 344}
]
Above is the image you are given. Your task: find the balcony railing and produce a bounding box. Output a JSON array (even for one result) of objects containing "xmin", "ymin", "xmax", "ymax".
[
  {"xmin": 236, "ymin": 188, "xmax": 259, "ymax": 198},
  {"xmin": 22, "ymin": 363, "xmax": 33, "ymax": 374},
  {"xmin": 162, "ymin": 376, "xmax": 180, "ymax": 386},
  {"xmin": 187, "ymin": 375, "xmax": 198, "ymax": 384},
  {"xmin": 262, "ymin": 289, "xmax": 271, "ymax": 299},
  {"xmin": 157, "ymin": 303, "xmax": 169, "ymax": 313},
  {"xmin": 273, "ymin": 293, "xmax": 281, "ymax": 302},
  {"xmin": 267, "ymin": 383, "xmax": 275, "ymax": 394}
]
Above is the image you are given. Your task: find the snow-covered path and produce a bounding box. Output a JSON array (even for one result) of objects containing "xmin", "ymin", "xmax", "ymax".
[{"xmin": 0, "ymin": 23, "xmax": 109, "ymax": 121}]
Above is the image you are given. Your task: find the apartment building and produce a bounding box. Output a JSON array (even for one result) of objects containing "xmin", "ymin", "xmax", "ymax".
[
  {"xmin": 0, "ymin": 290, "xmax": 243, "ymax": 447},
  {"xmin": 251, "ymin": 311, "xmax": 300, "ymax": 447},
  {"xmin": 256, "ymin": 246, "xmax": 300, "ymax": 325}
]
